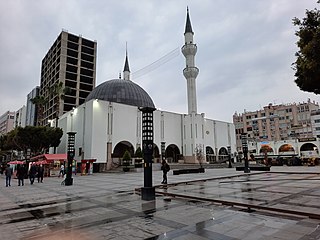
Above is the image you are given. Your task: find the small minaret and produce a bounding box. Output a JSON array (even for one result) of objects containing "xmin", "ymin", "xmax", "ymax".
[
  {"xmin": 182, "ymin": 7, "xmax": 199, "ymax": 115},
  {"xmin": 123, "ymin": 44, "xmax": 130, "ymax": 80}
]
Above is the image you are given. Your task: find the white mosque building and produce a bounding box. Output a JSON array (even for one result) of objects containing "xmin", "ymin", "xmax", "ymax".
[{"xmin": 56, "ymin": 9, "xmax": 237, "ymax": 171}]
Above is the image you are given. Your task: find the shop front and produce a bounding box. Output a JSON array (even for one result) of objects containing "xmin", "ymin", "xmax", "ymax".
[{"xmin": 81, "ymin": 159, "xmax": 97, "ymax": 175}]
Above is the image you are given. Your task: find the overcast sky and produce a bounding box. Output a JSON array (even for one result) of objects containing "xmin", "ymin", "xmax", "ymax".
[{"xmin": 0, "ymin": 0, "xmax": 319, "ymax": 122}]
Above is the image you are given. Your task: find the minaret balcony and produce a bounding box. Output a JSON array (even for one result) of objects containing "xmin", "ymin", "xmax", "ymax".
[
  {"xmin": 183, "ymin": 67, "xmax": 199, "ymax": 79},
  {"xmin": 181, "ymin": 44, "xmax": 197, "ymax": 57}
]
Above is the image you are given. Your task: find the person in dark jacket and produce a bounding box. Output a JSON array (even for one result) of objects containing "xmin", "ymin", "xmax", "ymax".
[
  {"xmin": 161, "ymin": 159, "xmax": 170, "ymax": 184},
  {"xmin": 37, "ymin": 164, "xmax": 44, "ymax": 183},
  {"xmin": 29, "ymin": 163, "xmax": 37, "ymax": 185},
  {"xmin": 4, "ymin": 164, "xmax": 13, "ymax": 187},
  {"xmin": 17, "ymin": 165, "xmax": 26, "ymax": 186}
]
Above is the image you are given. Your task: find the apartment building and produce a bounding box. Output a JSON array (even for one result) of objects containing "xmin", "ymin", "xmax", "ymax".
[
  {"xmin": 0, "ymin": 111, "xmax": 15, "ymax": 135},
  {"xmin": 39, "ymin": 30, "xmax": 97, "ymax": 126},
  {"xmin": 233, "ymin": 99, "xmax": 319, "ymax": 151},
  {"xmin": 311, "ymin": 109, "xmax": 320, "ymax": 138}
]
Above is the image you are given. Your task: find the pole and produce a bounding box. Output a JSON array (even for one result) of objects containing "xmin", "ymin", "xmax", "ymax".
[
  {"xmin": 65, "ymin": 132, "xmax": 76, "ymax": 186},
  {"xmin": 140, "ymin": 107, "xmax": 156, "ymax": 200},
  {"xmin": 227, "ymin": 146, "xmax": 232, "ymax": 168},
  {"xmin": 241, "ymin": 133, "xmax": 250, "ymax": 173}
]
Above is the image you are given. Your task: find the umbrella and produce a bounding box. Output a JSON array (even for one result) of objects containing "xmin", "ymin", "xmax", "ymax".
[{"xmin": 7, "ymin": 161, "xmax": 25, "ymax": 165}]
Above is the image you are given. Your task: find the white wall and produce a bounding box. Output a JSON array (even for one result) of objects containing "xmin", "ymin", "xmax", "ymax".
[
  {"xmin": 111, "ymin": 102, "xmax": 139, "ymax": 152},
  {"xmin": 57, "ymin": 99, "xmax": 237, "ymax": 164},
  {"xmin": 154, "ymin": 110, "xmax": 182, "ymax": 152}
]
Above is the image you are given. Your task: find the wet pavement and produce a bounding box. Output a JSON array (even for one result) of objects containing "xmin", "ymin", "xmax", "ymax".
[{"xmin": 0, "ymin": 166, "xmax": 320, "ymax": 239}]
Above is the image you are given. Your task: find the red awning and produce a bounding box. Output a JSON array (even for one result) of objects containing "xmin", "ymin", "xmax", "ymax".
[
  {"xmin": 81, "ymin": 159, "xmax": 97, "ymax": 163},
  {"xmin": 31, "ymin": 154, "xmax": 67, "ymax": 162}
]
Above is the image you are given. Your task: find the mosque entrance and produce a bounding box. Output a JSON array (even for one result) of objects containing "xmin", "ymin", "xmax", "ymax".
[
  {"xmin": 165, "ymin": 144, "xmax": 180, "ymax": 163},
  {"xmin": 113, "ymin": 141, "xmax": 135, "ymax": 159},
  {"xmin": 218, "ymin": 147, "xmax": 228, "ymax": 162},
  {"xmin": 206, "ymin": 146, "xmax": 215, "ymax": 163}
]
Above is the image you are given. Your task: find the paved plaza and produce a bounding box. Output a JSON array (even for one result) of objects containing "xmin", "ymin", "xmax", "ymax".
[{"xmin": 1, "ymin": 166, "xmax": 320, "ymax": 239}]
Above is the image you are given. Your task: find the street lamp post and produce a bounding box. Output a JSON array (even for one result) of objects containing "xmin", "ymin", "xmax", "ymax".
[
  {"xmin": 65, "ymin": 132, "xmax": 76, "ymax": 186},
  {"xmin": 241, "ymin": 133, "xmax": 250, "ymax": 173},
  {"xmin": 227, "ymin": 146, "xmax": 232, "ymax": 168},
  {"xmin": 161, "ymin": 142, "xmax": 166, "ymax": 161},
  {"xmin": 140, "ymin": 107, "xmax": 156, "ymax": 200}
]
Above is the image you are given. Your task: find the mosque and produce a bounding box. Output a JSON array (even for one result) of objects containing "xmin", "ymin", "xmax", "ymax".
[{"xmin": 56, "ymin": 8, "xmax": 236, "ymax": 171}]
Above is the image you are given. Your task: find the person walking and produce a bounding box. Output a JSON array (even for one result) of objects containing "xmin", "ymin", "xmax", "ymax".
[
  {"xmin": 29, "ymin": 163, "xmax": 37, "ymax": 185},
  {"xmin": 17, "ymin": 164, "xmax": 26, "ymax": 186},
  {"xmin": 4, "ymin": 164, "xmax": 13, "ymax": 187},
  {"xmin": 161, "ymin": 159, "xmax": 170, "ymax": 184},
  {"xmin": 59, "ymin": 164, "xmax": 65, "ymax": 178},
  {"xmin": 37, "ymin": 164, "xmax": 44, "ymax": 183}
]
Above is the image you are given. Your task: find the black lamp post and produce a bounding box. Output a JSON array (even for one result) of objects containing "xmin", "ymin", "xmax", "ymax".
[
  {"xmin": 140, "ymin": 107, "xmax": 156, "ymax": 200},
  {"xmin": 227, "ymin": 146, "xmax": 232, "ymax": 168},
  {"xmin": 241, "ymin": 133, "xmax": 250, "ymax": 173},
  {"xmin": 65, "ymin": 132, "xmax": 76, "ymax": 186},
  {"xmin": 161, "ymin": 142, "xmax": 166, "ymax": 161}
]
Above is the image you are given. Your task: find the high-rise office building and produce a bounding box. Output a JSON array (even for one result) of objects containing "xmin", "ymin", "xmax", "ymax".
[
  {"xmin": 26, "ymin": 87, "xmax": 39, "ymax": 126},
  {"xmin": 39, "ymin": 30, "xmax": 97, "ymax": 125}
]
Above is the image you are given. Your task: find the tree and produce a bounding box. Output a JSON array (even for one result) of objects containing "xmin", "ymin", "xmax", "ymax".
[
  {"xmin": 134, "ymin": 147, "xmax": 143, "ymax": 158},
  {"xmin": 195, "ymin": 144, "xmax": 204, "ymax": 167},
  {"xmin": 292, "ymin": 1, "xmax": 320, "ymax": 94},
  {"xmin": 50, "ymin": 82, "xmax": 70, "ymax": 120},
  {"xmin": 1, "ymin": 126, "xmax": 63, "ymax": 158},
  {"xmin": 122, "ymin": 150, "xmax": 131, "ymax": 172},
  {"xmin": 31, "ymin": 95, "xmax": 47, "ymax": 126}
]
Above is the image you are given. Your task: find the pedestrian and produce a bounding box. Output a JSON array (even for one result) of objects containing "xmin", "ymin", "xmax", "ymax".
[
  {"xmin": 29, "ymin": 163, "xmax": 37, "ymax": 185},
  {"xmin": 17, "ymin": 164, "xmax": 26, "ymax": 186},
  {"xmin": 4, "ymin": 164, "xmax": 13, "ymax": 187},
  {"xmin": 37, "ymin": 164, "xmax": 44, "ymax": 183},
  {"xmin": 161, "ymin": 159, "xmax": 170, "ymax": 184},
  {"xmin": 58, "ymin": 164, "xmax": 65, "ymax": 178}
]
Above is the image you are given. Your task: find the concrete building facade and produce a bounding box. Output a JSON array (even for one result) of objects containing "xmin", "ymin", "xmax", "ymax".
[
  {"xmin": 39, "ymin": 31, "xmax": 97, "ymax": 126},
  {"xmin": 233, "ymin": 99, "xmax": 319, "ymax": 153},
  {"xmin": 311, "ymin": 109, "xmax": 320, "ymax": 138},
  {"xmin": 26, "ymin": 87, "xmax": 40, "ymax": 126},
  {"xmin": 14, "ymin": 105, "xmax": 26, "ymax": 128},
  {"xmin": 0, "ymin": 111, "xmax": 15, "ymax": 135}
]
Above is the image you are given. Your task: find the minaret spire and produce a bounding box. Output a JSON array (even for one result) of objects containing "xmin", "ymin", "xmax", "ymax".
[
  {"xmin": 182, "ymin": 7, "xmax": 199, "ymax": 114},
  {"xmin": 184, "ymin": 6, "xmax": 193, "ymax": 34},
  {"xmin": 123, "ymin": 42, "xmax": 130, "ymax": 80}
]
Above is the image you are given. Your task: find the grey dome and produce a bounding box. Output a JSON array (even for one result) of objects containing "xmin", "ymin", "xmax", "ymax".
[{"xmin": 85, "ymin": 79, "xmax": 155, "ymax": 108}]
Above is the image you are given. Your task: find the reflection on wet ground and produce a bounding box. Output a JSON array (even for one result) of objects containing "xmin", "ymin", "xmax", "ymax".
[
  {"xmin": 1, "ymin": 167, "xmax": 320, "ymax": 239},
  {"xmin": 156, "ymin": 171, "xmax": 320, "ymax": 219}
]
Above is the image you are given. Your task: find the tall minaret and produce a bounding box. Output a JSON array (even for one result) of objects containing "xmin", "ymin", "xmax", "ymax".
[
  {"xmin": 123, "ymin": 44, "xmax": 130, "ymax": 80},
  {"xmin": 182, "ymin": 7, "xmax": 199, "ymax": 115}
]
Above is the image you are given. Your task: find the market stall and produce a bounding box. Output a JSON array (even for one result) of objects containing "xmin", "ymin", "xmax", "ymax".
[{"xmin": 30, "ymin": 154, "xmax": 67, "ymax": 177}]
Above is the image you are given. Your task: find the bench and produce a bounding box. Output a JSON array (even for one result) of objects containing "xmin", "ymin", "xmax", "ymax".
[
  {"xmin": 236, "ymin": 166, "xmax": 270, "ymax": 171},
  {"xmin": 173, "ymin": 168, "xmax": 205, "ymax": 175}
]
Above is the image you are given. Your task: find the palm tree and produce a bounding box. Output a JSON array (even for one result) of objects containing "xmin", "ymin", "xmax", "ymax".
[
  {"xmin": 31, "ymin": 95, "xmax": 47, "ymax": 126},
  {"xmin": 50, "ymin": 82, "xmax": 70, "ymax": 120}
]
